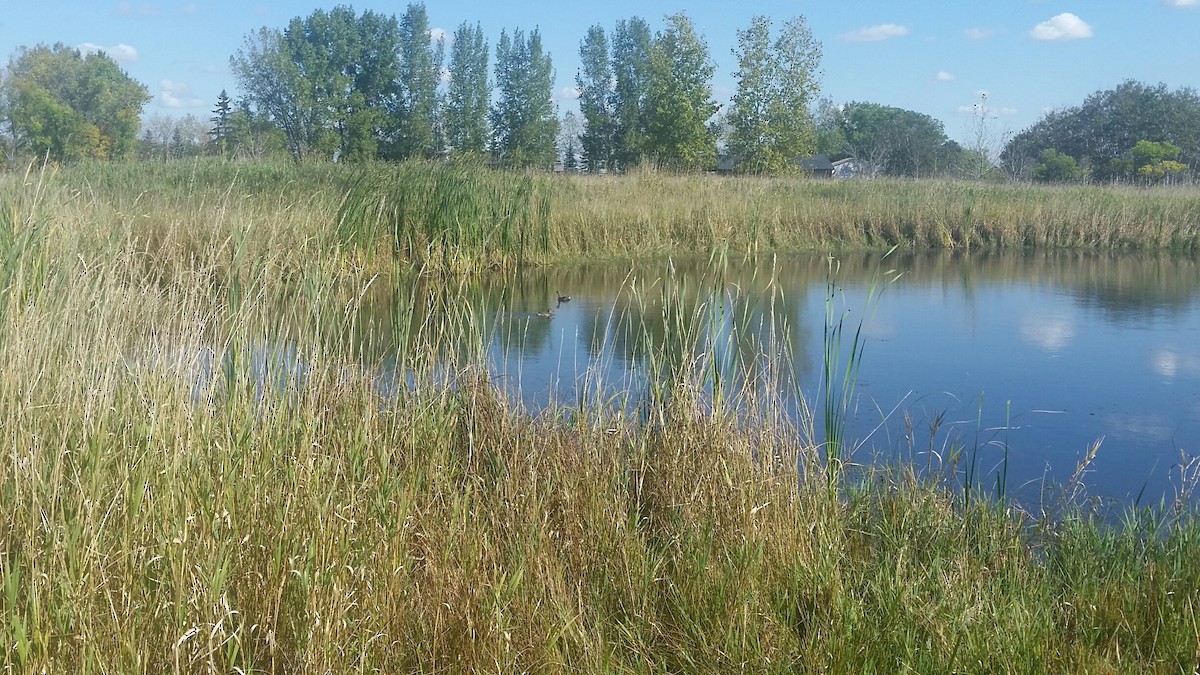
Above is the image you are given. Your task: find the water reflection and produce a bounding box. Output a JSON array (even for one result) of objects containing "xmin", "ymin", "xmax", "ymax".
[{"xmin": 181, "ymin": 250, "xmax": 1200, "ymax": 510}]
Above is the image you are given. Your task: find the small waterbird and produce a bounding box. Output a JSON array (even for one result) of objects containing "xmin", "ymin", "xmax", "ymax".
[
  {"xmin": 535, "ymin": 308, "xmax": 555, "ymax": 318},
  {"xmin": 556, "ymin": 291, "xmax": 571, "ymax": 305}
]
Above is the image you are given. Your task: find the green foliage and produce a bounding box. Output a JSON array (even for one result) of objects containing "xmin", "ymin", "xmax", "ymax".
[
  {"xmin": 609, "ymin": 18, "xmax": 654, "ymax": 171},
  {"xmin": 1032, "ymin": 149, "xmax": 1086, "ymax": 183},
  {"xmin": 1, "ymin": 43, "xmax": 149, "ymax": 163},
  {"xmin": 642, "ymin": 13, "xmax": 719, "ymax": 171},
  {"xmin": 812, "ymin": 97, "xmax": 848, "ymax": 158},
  {"xmin": 209, "ymin": 89, "xmax": 233, "ymax": 156},
  {"xmin": 490, "ymin": 28, "xmax": 559, "ymax": 169},
  {"xmin": 836, "ymin": 102, "xmax": 960, "ymax": 178},
  {"xmin": 1004, "ymin": 80, "xmax": 1200, "ymax": 182},
  {"xmin": 1130, "ymin": 139, "xmax": 1189, "ymax": 183},
  {"xmin": 231, "ymin": 6, "xmax": 403, "ymax": 161},
  {"xmin": 445, "ymin": 22, "xmax": 490, "ymax": 156},
  {"xmin": 1130, "ymin": 139, "xmax": 1180, "ymax": 168},
  {"xmin": 577, "ymin": 25, "xmax": 614, "ymax": 173},
  {"xmin": 728, "ymin": 16, "xmax": 822, "ymax": 174},
  {"xmin": 391, "ymin": 3, "xmax": 440, "ymax": 160}
]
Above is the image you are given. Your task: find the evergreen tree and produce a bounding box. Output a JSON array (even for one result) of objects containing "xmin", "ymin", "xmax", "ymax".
[
  {"xmin": 642, "ymin": 13, "xmax": 718, "ymax": 171},
  {"xmin": 210, "ymin": 89, "xmax": 233, "ymax": 156},
  {"xmin": 577, "ymin": 25, "xmax": 613, "ymax": 173},
  {"xmin": 564, "ymin": 140, "xmax": 578, "ymax": 172},
  {"xmin": 445, "ymin": 22, "xmax": 489, "ymax": 155},
  {"xmin": 491, "ymin": 28, "xmax": 558, "ymax": 168}
]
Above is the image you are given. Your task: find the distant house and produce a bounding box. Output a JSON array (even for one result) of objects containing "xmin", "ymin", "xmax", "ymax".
[
  {"xmin": 794, "ymin": 154, "xmax": 835, "ymax": 178},
  {"xmin": 717, "ymin": 153, "xmax": 842, "ymax": 177}
]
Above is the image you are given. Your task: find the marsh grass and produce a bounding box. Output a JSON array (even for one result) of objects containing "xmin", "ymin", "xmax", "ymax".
[
  {"xmin": 338, "ymin": 161, "xmax": 552, "ymax": 273},
  {"xmin": 1, "ymin": 161, "xmax": 1199, "ymax": 672}
]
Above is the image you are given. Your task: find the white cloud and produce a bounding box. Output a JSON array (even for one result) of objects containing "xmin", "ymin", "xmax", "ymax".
[
  {"xmin": 934, "ymin": 71, "xmax": 955, "ymax": 82},
  {"xmin": 115, "ymin": 2, "xmax": 156, "ymax": 16},
  {"xmin": 78, "ymin": 42, "xmax": 139, "ymax": 64},
  {"xmin": 1164, "ymin": 0, "xmax": 1200, "ymax": 7},
  {"xmin": 964, "ymin": 27, "xmax": 992, "ymax": 41},
  {"xmin": 159, "ymin": 79, "xmax": 203, "ymax": 109},
  {"xmin": 558, "ymin": 86, "xmax": 581, "ymax": 100},
  {"xmin": 1029, "ymin": 13, "xmax": 1094, "ymax": 42},
  {"xmin": 437, "ymin": 66, "xmax": 451, "ymax": 85},
  {"xmin": 838, "ymin": 23, "xmax": 909, "ymax": 43},
  {"xmin": 429, "ymin": 27, "xmax": 450, "ymax": 44}
]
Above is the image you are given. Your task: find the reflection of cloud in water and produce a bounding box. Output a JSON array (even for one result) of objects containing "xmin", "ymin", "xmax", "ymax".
[
  {"xmin": 861, "ymin": 314, "xmax": 897, "ymax": 341},
  {"xmin": 1103, "ymin": 411, "xmax": 1175, "ymax": 442},
  {"xmin": 1152, "ymin": 349, "xmax": 1200, "ymax": 380},
  {"xmin": 1019, "ymin": 313, "xmax": 1074, "ymax": 353}
]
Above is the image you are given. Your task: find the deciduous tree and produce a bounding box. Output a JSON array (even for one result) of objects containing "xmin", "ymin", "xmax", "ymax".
[
  {"xmin": 445, "ymin": 22, "xmax": 489, "ymax": 156},
  {"xmin": 728, "ymin": 15, "xmax": 822, "ymax": 173},
  {"xmin": 2, "ymin": 43, "xmax": 149, "ymax": 162},
  {"xmin": 577, "ymin": 25, "xmax": 613, "ymax": 172},
  {"xmin": 490, "ymin": 28, "xmax": 558, "ymax": 168},
  {"xmin": 642, "ymin": 13, "xmax": 718, "ymax": 171},
  {"xmin": 836, "ymin": 102, "xmax": 958, "ymax": 178},
  {"xmin": 393, "ymin": 3, "xmax": 440, "ymax": 159},
  {"xmin": 609, "ymin": 17, "xmax": 652, "ymax": 171},
  {"xmin": 1002, "ymin": 80, "xmax": 1200, "ymax": 181},
  {"xmin": 1031, "ymin": 148, "xmax": 1085, "ymax": 183},
  {"xmin": 231, "ymin": 6, "xmax": 401, "ymax": 161}
]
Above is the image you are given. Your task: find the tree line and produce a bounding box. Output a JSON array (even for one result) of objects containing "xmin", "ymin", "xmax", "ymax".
[{"xmin": 0, "ymin": 3, "xmax": 1196, "ymax": 182}]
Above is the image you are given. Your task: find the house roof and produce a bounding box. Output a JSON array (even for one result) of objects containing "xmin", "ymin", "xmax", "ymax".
[{"xmin": 795, "ymin": 154, "xmax": 834, "ymax": 171}]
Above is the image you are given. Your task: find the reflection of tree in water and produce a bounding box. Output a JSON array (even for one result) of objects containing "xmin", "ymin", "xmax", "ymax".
[
  {"xmin": 835, "ymin": 249, "xmax": 1200, "ymax": 327},
  {"xmin": 280, "ymin": 249, "xmax": 1200, "ymax": 412},
  {"xmin": 1056, "ymin": 253, "xmax": 1200, "ymax": 323}
]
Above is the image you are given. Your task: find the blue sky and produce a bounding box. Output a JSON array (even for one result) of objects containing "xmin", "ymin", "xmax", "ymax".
[{"xmin": 2, "ymin": 1, "xmax": 1197, "ymax": 144}]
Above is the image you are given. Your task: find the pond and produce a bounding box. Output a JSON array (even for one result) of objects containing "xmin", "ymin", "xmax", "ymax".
[
  {"xmin": 230, "ymin": 250, "xmax": 1200, "ymax": 511},
  {"xmin": 484, "ymin": 250, "xmax": 1200, "ymax": 510}
]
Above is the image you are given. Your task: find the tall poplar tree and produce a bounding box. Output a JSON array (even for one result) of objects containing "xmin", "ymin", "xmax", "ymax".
[
  {"xmin": 491, "ymin": 28, "xmax": 558, "ymax": 168},
  {"xmin": 577, "ymin": 25, "xmax": 613, "ymax": 172},
  {"xmin": 609, "ymin": 17, "xmax": 652, "ymax": 171},
  {"xmin": 642, "ymin": 13, "xmax": 718, "ymax": 171},
  {"xmin": 445, "ymin": 21, "xmax": 489, "ymax": 155},
  {"xmin": 393, "ymin": 3, "xmax": 439, "ymax": 159},
  {"xmin": 728, "ymin": 15, "xmax": 822, "ymax": 173}
]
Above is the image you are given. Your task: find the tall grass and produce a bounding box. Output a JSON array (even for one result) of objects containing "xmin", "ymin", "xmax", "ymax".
[
  {"xmin": 337, "ymin": 161, "xmax": 552, "ymax": 272},
  {"xmin": 819, "ymin": 247, "xmax": 901, "ymax": 481},
  {"xmin": 1, "ymin": 161, "xmax": 1199, "ymax": 672}
]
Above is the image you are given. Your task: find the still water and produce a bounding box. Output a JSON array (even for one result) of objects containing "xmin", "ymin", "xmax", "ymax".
[
  {"xmin": 405, "ymin": 250, "xmax": 1198, "ymax": 510},
  {"xmin": 235, "ymin": 250, "xmax": 1198, "ymax": 510}
]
